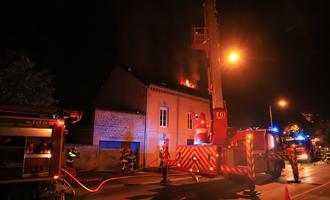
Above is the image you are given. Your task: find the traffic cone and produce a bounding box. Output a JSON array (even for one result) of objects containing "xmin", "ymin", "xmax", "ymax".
[{"xmin": 284, "ymin": 185, "xmax": 291, "ymax": 200}]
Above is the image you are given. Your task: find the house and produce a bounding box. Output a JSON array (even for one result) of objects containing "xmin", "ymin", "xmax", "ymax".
[{"xmin": 92, "ymin": 66, "xmax": 210, "ymax": 169}]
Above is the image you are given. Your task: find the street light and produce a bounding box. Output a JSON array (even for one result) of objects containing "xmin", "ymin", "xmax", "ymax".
[
  {"xmin": 278, "ymin": 99, "xmax": 288, "ymax": 108},
  {"xmin": 226, "ymin": 51, "xmax": 241, "ymax": 64},
  {"xmin": 269, "ymin": 99, "xmax": 288, "ymax": 128},
  {"xmin": 228, "ymin": 51, "xmax": 239, "ymax": 63}
]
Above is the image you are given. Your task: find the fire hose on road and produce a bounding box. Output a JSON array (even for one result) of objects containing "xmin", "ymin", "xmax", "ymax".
[
  {"xmin": 61, "ymin": 167, "xmax": 189, "ymax": 195},
  {"xmin": 61, "ymin": 168, "xmax": 162, "ymax": 193}
]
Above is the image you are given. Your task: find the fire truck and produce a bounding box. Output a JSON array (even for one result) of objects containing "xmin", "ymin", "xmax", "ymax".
[
  {"xmin": 0, "ymin": 105, "xmax": 81, "ymax": 199},
  {"xmin": 162, "ymin": 0, "xmax": 299, "ymax": 190},
  {"xmin": 283, "ymin": 132, "xmax": 319, "ymax": 162}
]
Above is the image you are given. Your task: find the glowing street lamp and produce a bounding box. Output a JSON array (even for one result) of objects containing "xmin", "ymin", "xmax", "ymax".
[
  {"xmin": 278, "ymin": 99, "xmax": 288, "ymax": 108},
  {"xmin": 226, "ymin": 51, "xmax": 240, "ymax": 64},
  {"xmin": 228, "ymin": 52, "xmax": 239, "ymax": 63},
  {"xmin": 269, "ymin": 99, "xmax": 288, "ymax": 128}
]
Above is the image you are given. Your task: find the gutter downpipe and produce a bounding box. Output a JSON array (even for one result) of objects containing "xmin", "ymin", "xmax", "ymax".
[
  {"xmin": 176, "ymin": 96, "xmax": 180, "ymax": 146},
  {"xmin": 143, "ymin": 88, "xmax": 148, "ymax": 168}
]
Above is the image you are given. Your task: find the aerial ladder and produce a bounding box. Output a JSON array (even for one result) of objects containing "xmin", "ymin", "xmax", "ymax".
[{"xmin": 162, "ymin": 0, "xmax": 300, "ymax": 193}]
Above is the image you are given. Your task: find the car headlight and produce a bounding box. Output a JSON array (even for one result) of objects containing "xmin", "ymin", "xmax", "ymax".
[{"xmin": 301, "ymin": 154, "xmax": 308, "ymax": 160}]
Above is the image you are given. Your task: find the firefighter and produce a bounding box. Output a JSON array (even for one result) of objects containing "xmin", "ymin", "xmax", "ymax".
[
  {"xmin": 120, "ymin": 147, "xmax": 128, "ymax": 161},
  {"xmin": 159, "ymin": 148, "xmax": 164, "ymax": 172},
  {"xmin": 325, "ymin": 147, "xmax": 330, "ymax": 163},
  {"xmin": 127, "ymin": 148, "xmax": 136, "ymax": 174},
  {"xmin": 63, "ymin": 147, "xmax": 79, "ymax": 180},
  {"xmin": 120, "ymin": 147, "xmax": 129, "ymax": 174},
  {"xmin": 322, "ymin": 147, "xmax": 327, "ymax": 161},
  {"xmin": 160, "ymin": 140, "xmax": 170, "ymax": 183},
  {"xmin": 120, "ymin": 147, "xmax": 136, "ymax": 175},
  {"xmin": 160, "ymin": 139, "xmax": 170, "ymax": 170},
  {"xmin": 163, "ymin": 140, "xmax": 170, "ymax": 160},
  {"xmin": 65, "ymin": 147, "xmax": 80, "ymax": 167}
]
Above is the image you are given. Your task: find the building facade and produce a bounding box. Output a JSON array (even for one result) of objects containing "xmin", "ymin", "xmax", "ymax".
[
  {"xmin": 93, "ymin": 66, "xmax": 210, "ymax": 169},
  {"xmin": 145, "ymin": 84, "xmax": 210, "ymax": 167},
  {"xmin": 93, "ymin": 110, "xmax": 145, "ymax": 170}
]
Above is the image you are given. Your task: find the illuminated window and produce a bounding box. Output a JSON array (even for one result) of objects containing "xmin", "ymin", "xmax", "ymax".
[
  {"xmin": 188, "ymin": 112, "xmax": 193, "ymax": 129},
  {"xmin": 160, "ymin": 107, "xmax": 168, "ymax": 127}
]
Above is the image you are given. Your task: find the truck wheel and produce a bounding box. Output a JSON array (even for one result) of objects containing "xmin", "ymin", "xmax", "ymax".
[{"xmin": 270, "ymin": 161, "xmax": 283, "ymax": 179}]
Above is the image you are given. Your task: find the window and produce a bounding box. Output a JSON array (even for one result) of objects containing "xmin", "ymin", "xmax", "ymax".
[
  {"xmin": 188, "ymin": 112, "xmax": 193, "ymax": 129},
  {"xmin": 160, "ymin": 107, "xmax": 168, "ymax": 127}
]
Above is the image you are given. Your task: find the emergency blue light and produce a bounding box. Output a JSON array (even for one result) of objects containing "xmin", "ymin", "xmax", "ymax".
[
  {"xmin": 295, "ymin": 134, "xmax": 306, "ymax": 141},
  {"xmin": 271, "ymin": 127, "xmax": 279, "ymax": 133}
]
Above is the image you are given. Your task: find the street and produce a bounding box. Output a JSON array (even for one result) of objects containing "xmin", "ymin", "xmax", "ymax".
[{"xmin": 74, "ymin": 161, "xmax": 330, "ymax": 200}]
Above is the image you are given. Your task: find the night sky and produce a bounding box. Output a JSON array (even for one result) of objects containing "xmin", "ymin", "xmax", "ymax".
[{"xmin": 1, "ymin": 0, "xmax": 330, "ymax": 128}]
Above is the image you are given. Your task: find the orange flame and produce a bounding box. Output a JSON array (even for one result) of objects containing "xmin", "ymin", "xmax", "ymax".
[{"xmin": 180, "ymin": 79, "xmax": 196, "ymax": 89}]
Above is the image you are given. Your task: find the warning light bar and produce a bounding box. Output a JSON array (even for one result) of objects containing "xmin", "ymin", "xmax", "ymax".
[
  {"xmin": 295, "ymin": 135, "xmax": 305, "ymax": 141},
  {"xmin": 295, "ymin": 133, "xmax": 307, "ymax": 141},
  {"xmin": 270, "ymin": 127, "xmax": 279, "ymax": 133}
]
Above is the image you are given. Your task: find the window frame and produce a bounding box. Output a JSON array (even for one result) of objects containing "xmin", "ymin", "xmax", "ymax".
[{"xmin": 160, "ymin": 106, "xmax": 168, "ymax": 128}]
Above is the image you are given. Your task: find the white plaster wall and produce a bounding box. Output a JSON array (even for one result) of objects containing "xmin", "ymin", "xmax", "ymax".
[{"xmin": 145, "ymin": 85, "xmax": 210, "ymax": 167}]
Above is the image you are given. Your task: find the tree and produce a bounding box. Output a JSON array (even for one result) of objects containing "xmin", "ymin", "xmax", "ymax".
[
  {"xmin": 300, "ymin": 113, "xmax": 330, "ymax": 145},
  {"xmin": 0, "ymin": 52, "xmax": 55, "ymax": 106}
]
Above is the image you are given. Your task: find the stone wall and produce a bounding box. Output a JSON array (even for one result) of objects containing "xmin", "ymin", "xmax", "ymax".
[
  {"xmin": 93, "ymin": 109, "xmax": 145, "ymax": 169},
  {"xmin": 93, "ymin": 109, "xmax": 145, "ymax": 143}
]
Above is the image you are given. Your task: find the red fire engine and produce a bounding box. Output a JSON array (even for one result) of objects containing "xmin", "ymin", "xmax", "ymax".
[
  {"xmin": 283, "ymin": 132, "xmax": 320, "ymax": 162},
  {"xmin": 162, "ymin": 0, "xmax": 299, "ymax": 190},
  {"xmin": 0, "ymin": 105, "xmax": 81, "ymax": 199}
]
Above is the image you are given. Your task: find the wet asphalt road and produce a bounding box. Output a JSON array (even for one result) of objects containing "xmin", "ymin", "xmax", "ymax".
[{"xmin": 75, "ymin": 161, "xmax": 330, "ymax": 200}]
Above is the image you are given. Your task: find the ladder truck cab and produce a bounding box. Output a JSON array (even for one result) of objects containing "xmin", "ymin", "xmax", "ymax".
[{"xmin": 0, "ymin": 105, "xmax": 81, "ymax": 199}]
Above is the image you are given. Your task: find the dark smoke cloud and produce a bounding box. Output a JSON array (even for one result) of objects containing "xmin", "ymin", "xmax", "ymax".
[{"xmin": 112, "ymin": 0, "xmax": 204, "ymax": 84}]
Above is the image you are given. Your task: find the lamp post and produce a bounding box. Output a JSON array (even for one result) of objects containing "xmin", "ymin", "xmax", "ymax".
[
  {"xmin": 269, "ymin": 105, "xmax": 273, "ymax": 128},
  {"xmin": 269, "ymin": 99, "xmax": 288, "ymax": 128}
]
